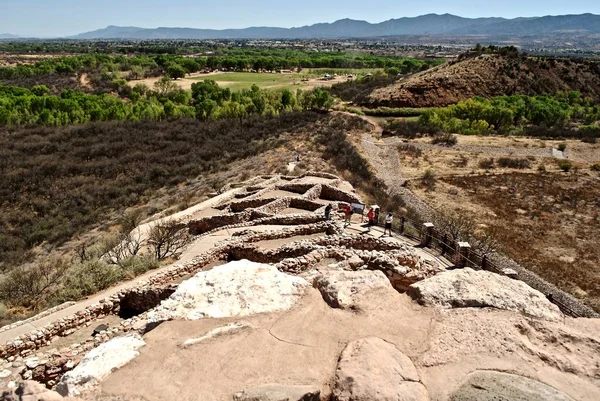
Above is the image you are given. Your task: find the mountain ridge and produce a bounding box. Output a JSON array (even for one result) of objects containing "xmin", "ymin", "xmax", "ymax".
[{"xmin": 69, "ymin": 13, "xmax": 600, "ymax": 39}]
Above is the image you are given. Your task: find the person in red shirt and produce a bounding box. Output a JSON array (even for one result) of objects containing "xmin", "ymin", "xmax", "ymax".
[
  {"xmin": 367, "ymin": 207, "xmax": 375, "ymax": 232},
  {"xmin": 342, "ymin": 203, "xmax": 351, "ymax": 226}
]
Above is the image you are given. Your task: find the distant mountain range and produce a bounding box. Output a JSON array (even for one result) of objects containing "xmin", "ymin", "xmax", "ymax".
[
  {"xmin": 69, "ymin": 13, "xmax": 600, "ymax": 40},
  {"xmin": 0, "ymin": 33, "xmax": 19, "ymax": 39}
]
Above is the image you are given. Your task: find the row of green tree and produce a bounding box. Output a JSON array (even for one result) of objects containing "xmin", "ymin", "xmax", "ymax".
[
  {"xmin": 0, "ymin": 51, "xmax": 442, "ymax": 81},
  {"xmin": 419, "ymin": 92, "xmax": 600, "ymax": 135},
  {"xmin": 0, "ymin": 79, "xmax": 333, "ymax": 126}
]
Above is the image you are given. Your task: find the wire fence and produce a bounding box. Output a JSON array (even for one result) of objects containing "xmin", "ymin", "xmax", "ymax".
[{"xmin": 376, "ymin": 213, "xmax": 583, "ymax": 318}]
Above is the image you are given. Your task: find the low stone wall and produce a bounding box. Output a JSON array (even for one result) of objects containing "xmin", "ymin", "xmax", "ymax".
[
  {"xmin": 320, "ymin": 184, "xmax": 361, "ymax": 204},
  {"xmin": 0, "ymin": 302, "xmax": 76, "ymax": 334},
  {"xmin": 276, "ymin": 183, "xmax": 316, "ymax": 194},
  {"xmin": 254, "ymin": 198, "xmax": 290, "ymax": 215},
  {"xmin": 289, "ymin": 198, "xmax": 325, "ymax": 212},
  {"xmin": 301, "ymin": 184, "xmax": 322, "ymax": 201},
  {"xmin": 0, "ymin": 301, "xmax": 118, "ymax": 360},
  {"xmin": 188, "ymin": 211, "xmax": 252, "ymax": 235},
  {"xmin": 229, "ymin": 198, "xmax": 274, "ymax": 213}
]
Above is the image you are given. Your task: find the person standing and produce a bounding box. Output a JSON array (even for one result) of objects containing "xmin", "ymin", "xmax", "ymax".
[
  {"xmin": 343, "ymin": 203, "xmax": 351, "ymax": 226},
  {"xmin": 367, "ymin": 207, "xmax": 375, "ymax": 232},
  {"xmin": 324, "ymin": 204, "xmax": 332, "ymax": 221},
  {"xmin": 384, "ymin": 213, "xmax": 393, "ymax": 236}
]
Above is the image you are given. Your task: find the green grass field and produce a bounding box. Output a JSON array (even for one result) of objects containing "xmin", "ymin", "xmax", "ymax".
[{"xmin": 187, "ymin": 68, "xmax": 384, "ymax": 92}]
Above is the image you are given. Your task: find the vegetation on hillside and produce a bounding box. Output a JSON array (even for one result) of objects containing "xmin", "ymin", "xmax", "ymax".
[
  {"xmin": 0, "ymin": 80, "xmax": 333, "ymax": 126},
  {"xmin": 419, "ymin": 92, "xmax": 600, "ymax": 137}
]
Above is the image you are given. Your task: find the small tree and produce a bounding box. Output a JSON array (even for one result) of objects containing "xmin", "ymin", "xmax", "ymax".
[
  {"xmin": 148, "ymin": 220, "xmax": 192, "ymax": 260},
  {"xmin": 167, "ymin": 64, "xmax": 186, "ymax": 80}
]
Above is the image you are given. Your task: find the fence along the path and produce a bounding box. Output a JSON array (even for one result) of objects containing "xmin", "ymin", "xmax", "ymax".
[{"xmin": 377, "ymin": 214, "xmax": 584, "ymax": 318}]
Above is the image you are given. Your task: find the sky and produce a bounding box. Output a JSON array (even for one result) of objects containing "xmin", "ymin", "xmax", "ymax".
[{"xmin": 2, "ymin": 0, "xmax": 600, "ymax": 37}]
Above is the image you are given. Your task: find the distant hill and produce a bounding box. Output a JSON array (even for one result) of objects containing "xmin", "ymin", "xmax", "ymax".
[
  {"xmin": 0, "ymin": 33, "xmax": 19, "ymax": 39},
  {"xmin": 70, "ymin": 13, "xmax": 600, "ymax": 39},
  {"xmin": 365, "ymin": 54, "xmax": 600, "ymax": 108}
]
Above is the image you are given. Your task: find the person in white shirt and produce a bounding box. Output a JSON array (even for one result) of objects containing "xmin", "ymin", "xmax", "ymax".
[{"xmin": 384, "ymin": 213, "xmax": 393, "ymax": 236}]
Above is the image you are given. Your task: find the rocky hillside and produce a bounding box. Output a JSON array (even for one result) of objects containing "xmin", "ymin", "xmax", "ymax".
[
  {"xmin": 366, "ymin": 54, "xmax": 600, "ymax": 108},
  {"xmin": 1, "ymin": 173, "xmax": 599, "ymax": 401}
]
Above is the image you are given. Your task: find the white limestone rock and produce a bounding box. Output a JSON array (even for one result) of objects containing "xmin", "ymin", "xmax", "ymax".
[
  {"xmin": 56, "ymin": 334, "xmax": 145, "ymax": 397},
  {"xmin": 333, "ymin": 337, "xmax": 429, "ymax": 401},
  {"xmin": 408, "ymin": 268, "xmax": 562, "ymax": 321},
  {"xmin": 147, "ymin": 260, "xmax": 309, "ymax": 323},
  {"xmin": 314, "ymin": 270, "xmax": 392, "ymax": 309}
]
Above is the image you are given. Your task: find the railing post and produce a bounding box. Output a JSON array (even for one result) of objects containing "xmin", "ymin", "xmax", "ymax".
[
  {"xmin": 441, "ymin": 234, "xmax": 447, "ymax": 256},
  {"xmin": 457, "ymin": 242, "xmax": 471, "ymax": 268},
  {"xmin": 420, "ymin": 222, "xmax": 434, "ymax": 247},
  {"xmin": 481, "ymin": 254, "xmax": 488, "ymax": 270},
  {"xmin": 400, "ymin": 216, "xmax": 405, "ymax": 235}
]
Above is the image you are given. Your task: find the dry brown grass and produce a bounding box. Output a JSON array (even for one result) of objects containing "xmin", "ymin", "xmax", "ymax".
[{"xmin": 412, "ymin": 172, "xmax": 600, "ymax": 311}]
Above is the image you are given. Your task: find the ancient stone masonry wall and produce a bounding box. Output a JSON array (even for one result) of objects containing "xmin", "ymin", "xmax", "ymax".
[
  {"xmin": 289, "ymin": 198, "xmax": 324, "ymax": 212},
  {"xmin": 229, "ymin": 198, "xmax": 275, "ymax": 213},
  {"xmin": 301, "ymin": 184, "xmax": 322, "ymax": 201},
  {"xmin": 188, "ymin": 211, "xmax": 252, "ymax": 235},
  {"xmin": 276, "ymin": 183, "xmax": 316, "ymax": 194},
  {"xmin": 0, "ymin": 303, "xmax": 76, "ymax": 334},
  {"xmin": 320, "ymin": 184, "xmax": 362, "ymax": 203},
  {"xmin": 253, "ymin": 198, "xmax": 290, "ymax": 216}
]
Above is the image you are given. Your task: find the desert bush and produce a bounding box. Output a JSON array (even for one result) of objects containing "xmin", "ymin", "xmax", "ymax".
[
  {"xmin": 384, "ymin": 119, "xmax": 440, "ymax": 139},
  {"xmin": 397, "ymin": 143, "xmax": 423, "ymax": 158},
  {"xmin": 557, "ymin": 143, "xmax": 567, "ymax": 152},
  {"xmin": 479, "ymin": 158, "xmax": 495, "ymax": 169},
  {"xmin": 558, "ymin": 161, "xmax": 573, "ymax": 172},
  {"xmin": 50, "ymin": 259, "xmax": 124, "ymax": 305},
  {"xmin": 0, "ymin": 259, "xmax": 70, "ymax": 309},
  {"xmin": 431, "ymin": 133, "xmax": 458, "ymax": 146},
  {"xmin": 453, "ymin": 154, "xmax": 469, "ymax": 167},
  {"xmin": 363, "ymin": 107, "xmax": 426, "ymax": 117},
  {"xmin": 590, "ymin": 163, "xmax": 600, "ymax": 172},
  {"xmin": 496, "ymin": 157, "xmax": 531, "ymax": 169},
  {"xmin": 421, "ymin": 169, "xmax": 437, "ymax": 190},
  {"xmin": 148, "ymin": 220, "xmax": 192, "ymax": 260}
]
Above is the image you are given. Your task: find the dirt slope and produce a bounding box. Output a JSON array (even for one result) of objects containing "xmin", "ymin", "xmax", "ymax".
[{"xmin": 366, "ymin": 54, "xmax": 600, "ymax": 108}]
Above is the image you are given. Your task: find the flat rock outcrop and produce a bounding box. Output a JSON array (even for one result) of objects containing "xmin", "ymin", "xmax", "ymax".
[
  {"xmin": 450, "ymin": 370, "xmax": 576, "ymax": 401},
  {"xmin": 314, "ymin": 270, "xmax": 391, "ymax": 309},
  {"xmin": 147, "ymin": 260, "xmax": 310, "ymax": 323},
  {"xmin": 233, "ymin": 384, "xmax": 320, "ymax": 401},
  {"xmin": 1, "ymin": 380, "xmax": 69, "ymax": 401},
  {"xmin": 56, "ymin": 334, "xmax": 145, "ymax": 397},
  {"xmin": 333, "ymin": 337, "xmax": 429, "ymax": 401},
  {"xmin": 408, "ymin": 268, "xmax": 562, "ymax": 321}
]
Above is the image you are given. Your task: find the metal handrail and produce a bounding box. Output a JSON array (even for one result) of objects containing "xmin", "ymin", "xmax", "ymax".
[{"xmin": 380, "ymin": 214, "xmax": 583, "ymax": 318}]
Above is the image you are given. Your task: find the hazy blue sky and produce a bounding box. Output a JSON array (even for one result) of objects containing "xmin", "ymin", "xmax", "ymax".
[{"xmin": 2, "ymin": 0, "xmax": 600, "ymax": 37}]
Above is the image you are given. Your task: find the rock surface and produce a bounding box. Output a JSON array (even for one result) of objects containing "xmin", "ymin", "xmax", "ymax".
[
  {"xmin": 408, "ymin": 268, "xmax": 562, "ymax": 321},
  {"xmin": 450, "ymin": 370, "xmax": 576, "ymax": 401},
  {"xmin": 181, "ymin": 322, "xmax": 250, "ymax": 348},
  {"xmin": 333, "ymin": 337, "xmax": 429, "ymax": 401},
  {"xmin": 233, "ymin": 384, "xmax": 320, "ymax": 401},
  {"xmin": 147, "ymin": 260, "xmax": 309, "ymax": 323},
  {"xmin": 56, "ymin": 334, "xmax": 145, "ymax": 397},
  {"xmin": 1, "ymin": 380, "xmax": 67, "ymax": 401},
  {"xmin": 314, "ymin": 270, "xmax": 391, "ymax": 309}
]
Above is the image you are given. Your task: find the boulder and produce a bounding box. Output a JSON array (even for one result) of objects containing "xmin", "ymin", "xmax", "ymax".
[
  {"xmin": 314, "ymin": 270, "xmax": 391, "ymax": 309},
  {"xmin": 147, "ymin": 260, "xmax": 309, "ymax": 323},
  {"xmin": 333, "ymin": 337, "xmax": 429, "ymax": 401},
  {"xmin": 2, "ymin": 381, "xmax": 67, "ymax": 401},
  {"xmin": 450, "ymin": 370, "xmax": 576, "ymax": 401},
  {"xmin": 56, "ymin": 334, "xmax": 145, "ymax": 397},
  {"xmin": 233, "ymin": 385, "xmax": 320, "ymax": 401},
  {"xmin": 408, "ymin": 268, "xmax": 562, "ymax": 321}
]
